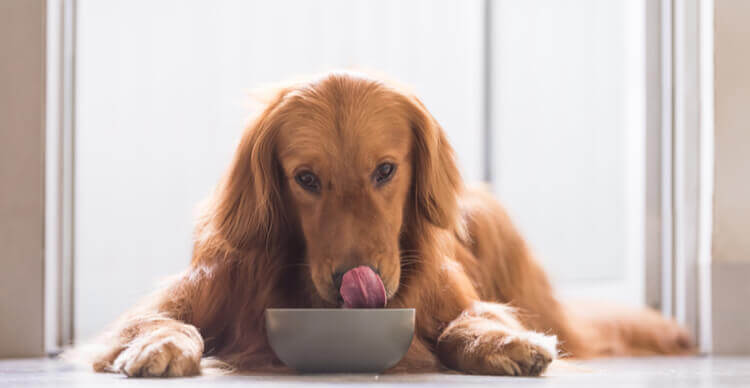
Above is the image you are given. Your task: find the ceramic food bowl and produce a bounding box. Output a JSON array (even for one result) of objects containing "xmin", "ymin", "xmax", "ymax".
[{"xmin": 265, "ymin": 308, "xmax": 415, "ymax": 373}]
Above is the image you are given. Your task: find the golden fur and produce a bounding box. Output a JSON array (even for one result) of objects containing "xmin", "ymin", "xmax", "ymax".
[{"xmin": 84, "ymin": 72, "xmax": 692, "ymax": 377}]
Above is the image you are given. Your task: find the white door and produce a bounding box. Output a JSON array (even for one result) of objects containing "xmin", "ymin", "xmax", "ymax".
[{"xmin": 490, "ymin": 0, "xmax": 647, "ymax": 305}]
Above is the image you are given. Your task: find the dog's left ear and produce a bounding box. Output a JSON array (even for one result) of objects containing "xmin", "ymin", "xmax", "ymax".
[
  {"xmin": 402, "ymin": 95, "xmax": 463, "ymax": 230},
  {"xmin": 208, "ymin": 88, "xmax": 291, "ymax": 250}
]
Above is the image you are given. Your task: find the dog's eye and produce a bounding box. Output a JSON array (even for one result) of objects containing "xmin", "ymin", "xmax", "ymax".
[
  {"xmin": 295, "ymin": 171, "xmax": 321, "ymax": 193},
  {"xmin": 372, "ymin": 162, "xmax": 397, "ymax": 186}
]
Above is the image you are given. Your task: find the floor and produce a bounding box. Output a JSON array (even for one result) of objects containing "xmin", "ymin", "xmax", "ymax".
[{"xmin": 1, "ymin": 356, "xmax": 749, "ymax": 387}]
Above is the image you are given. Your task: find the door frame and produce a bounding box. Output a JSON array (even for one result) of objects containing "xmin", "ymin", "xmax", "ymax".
[
  {"xmin": 647, "ymin": 0, "xmax": 714, "ymax": 353},
  {"xmin": 45, "ymin": 0, "xmax": 76, "ymax": 353}
]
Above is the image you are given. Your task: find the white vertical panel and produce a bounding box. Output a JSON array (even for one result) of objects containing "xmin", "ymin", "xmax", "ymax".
[
  {"xmin": 490, "ymin": 0, "xmax": 645, "ymax": 304},
  {"xmin": 673, "ymin": 0, "xmax": 701, "ymax": 341},
  {"xmin": 45, "ymin": 0, "xmax": 63, "ymax": 353},
  {"xmin": 697, "ymin": 0, "xmax": 713, "ymax": 354},
  {"xmin": 74, "ymin": 0, "xmax": 483, "ymax": 340}
]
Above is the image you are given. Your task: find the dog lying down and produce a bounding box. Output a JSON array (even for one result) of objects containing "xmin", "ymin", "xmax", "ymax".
[{"xmin": 78, "ymin": 72, "xmax": 693, "ymax": 377}]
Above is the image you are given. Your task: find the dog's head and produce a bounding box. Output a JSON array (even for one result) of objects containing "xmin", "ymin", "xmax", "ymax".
[{"xmin": 210, "ymin": 73, "xmax": 461, "ymax": 306}]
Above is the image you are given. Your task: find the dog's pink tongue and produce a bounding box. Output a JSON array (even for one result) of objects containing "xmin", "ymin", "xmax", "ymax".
[{"xmin": 340, "ymin": 266, "xmax": 387, "ymax": 308}]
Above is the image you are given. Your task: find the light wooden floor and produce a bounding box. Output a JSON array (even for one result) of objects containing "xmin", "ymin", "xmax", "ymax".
[{"xmin": 1, "ymin": 356, "xmax": 749, "ymax": 387}]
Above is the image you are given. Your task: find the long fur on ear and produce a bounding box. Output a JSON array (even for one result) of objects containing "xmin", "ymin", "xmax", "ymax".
[
  {"xmin": 206, "ymin": 88, "xmax": 291, "ymax": 250},
  {"xmin": 402, "ymin": 95, "xmax": 464, "ymax": 232}
]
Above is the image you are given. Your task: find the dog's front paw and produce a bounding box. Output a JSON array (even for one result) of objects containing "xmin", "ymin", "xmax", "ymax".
[
  {"xmin": 478, "ymin": 332, "xmax": 556, "ymax": 376},
  {"xmin": 454, "ymin": 331, "xmax": 557, "ymax": 377},
  {"xmin": 112, "ymin": 325, "xmax": 203, "ymax": 377},
  {"xmin": 437, "ymin": 302, "xmax": 558, "ymax": 376}
]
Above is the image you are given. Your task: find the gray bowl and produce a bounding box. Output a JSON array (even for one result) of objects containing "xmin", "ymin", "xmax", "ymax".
[{"xmin": 265, "ymin": 308, "xmax": 415, "ymax": 373}]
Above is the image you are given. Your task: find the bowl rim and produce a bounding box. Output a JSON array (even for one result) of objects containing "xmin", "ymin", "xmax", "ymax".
[{"xmin": 265, "ymin": 308, "xmax": 415, "ymax": 313}]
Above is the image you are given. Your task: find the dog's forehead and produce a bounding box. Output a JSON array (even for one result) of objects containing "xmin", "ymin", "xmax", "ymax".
[
  {"xmin": 276, "ymin": 85, "xmax": 412, "ymax": 170},
  {"xmin": 278, "ymin": 116, "xmax": 411, "ymax": 169}
]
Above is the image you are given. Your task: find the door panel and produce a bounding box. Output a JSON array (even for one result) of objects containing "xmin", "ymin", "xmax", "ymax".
[{"xmin": 490, "ymin": 0, "xmax": 645, "ymax": 304}]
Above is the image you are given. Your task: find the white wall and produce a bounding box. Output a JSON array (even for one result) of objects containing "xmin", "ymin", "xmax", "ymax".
[
  {"xmin": 713, "ymin": 0, "xmax": 750, "ymax": 264},
  {"xmin": 490, "ymin": 0, "xmax": 645, "ymax": 303},
  {"xmin": 74, "ymin": 0, "xmax": 484, "ymax": 340},
  {"xmin": 711, "ymin": 0, "xmax": 750, "ymax": 355}
]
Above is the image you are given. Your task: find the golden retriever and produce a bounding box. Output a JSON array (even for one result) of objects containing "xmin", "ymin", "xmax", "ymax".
[{"xmin": 86, "ymin": 72, "xmax": 692, "ymax": 377}]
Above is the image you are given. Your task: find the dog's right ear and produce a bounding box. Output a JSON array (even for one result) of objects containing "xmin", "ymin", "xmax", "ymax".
[
  {"xmin": 401, "ymin": 94, "xmax": 464, "ymax": 232},
  {"xmin": 207, "ymin": 88, "xmax": 291, "ymax": 250}
]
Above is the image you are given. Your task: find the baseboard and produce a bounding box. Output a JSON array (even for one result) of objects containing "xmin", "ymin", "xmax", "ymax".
[{"xmin": 712, "ymin": 260, "xmax": 750, "ymax": 354}]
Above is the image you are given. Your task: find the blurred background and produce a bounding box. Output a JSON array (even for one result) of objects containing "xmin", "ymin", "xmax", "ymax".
[{"xmin": 3, "ymin": 0, "xmax": 749, "ymax": 359}]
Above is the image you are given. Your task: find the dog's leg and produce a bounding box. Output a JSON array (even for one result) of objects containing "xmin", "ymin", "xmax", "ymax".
[
  {"xmin": 405, "ymin": 255, "xmax": 557, "ymax": 376},
  {"xmin": 567, "ymin": 301, "xmax": 694, "ymax": 357},
  {"xmin": 435, "ymin": 301, "xmax": 557, "ymax": 376}
]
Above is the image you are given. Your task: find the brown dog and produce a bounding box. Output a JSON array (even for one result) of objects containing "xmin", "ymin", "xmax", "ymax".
[{"xmin": 87, "ymin": 72, "xmax": 692, "ymax": 377}]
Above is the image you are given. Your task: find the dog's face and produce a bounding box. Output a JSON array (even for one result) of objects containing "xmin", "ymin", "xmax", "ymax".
[
  {"xmin": 275, "ymin": 84, "xmax": 413, "ymax": 304},
  {"xmin": 213, "ymin": 73, "xmax": 461, "ymax": 306}
]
